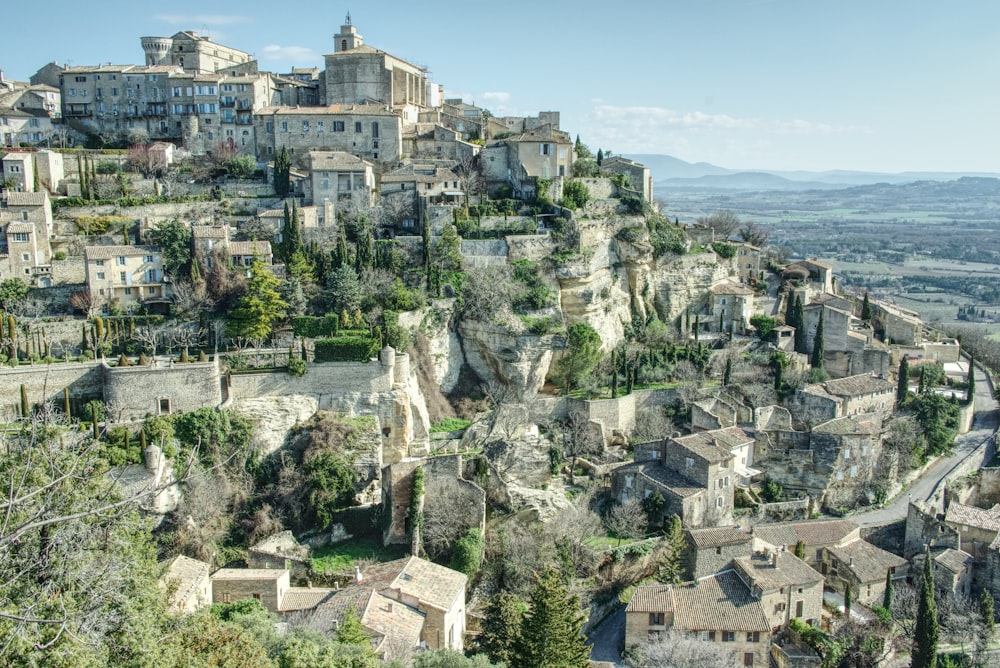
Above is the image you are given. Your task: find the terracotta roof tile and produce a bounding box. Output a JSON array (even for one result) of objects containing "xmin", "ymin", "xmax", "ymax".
[
  {"xmin": 671, "ymin": 571, "xmax": 770, "ymax": 633},
  {"xmin": 753, "ymin": 519, "xmax": 859, "ymax": 549},
  {"xmin": 686, "ymin": 526, "xmax": 752, "ymax": 549},
  {"xmin": 627, "ymin": 585, "xmax": 674, "ymax": 613},
  {"xmin": 734, "ymin": 552, "xmax": 822, "ymax": 592},
  {"xmin": 825, "ymin": 539, "xmax": 907, "ymax": 584},
  {"xmin": 945, "ymin": 502, "xmax": 1000, "ymax": 533}
]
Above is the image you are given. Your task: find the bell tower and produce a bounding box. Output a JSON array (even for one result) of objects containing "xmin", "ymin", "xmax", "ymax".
[{"xmin": 334, "ymin": 13, "xmax": 363, "ymax": 52}]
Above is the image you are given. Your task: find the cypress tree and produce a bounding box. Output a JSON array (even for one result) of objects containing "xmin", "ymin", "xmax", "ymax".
[
  {"xmin": 843, "ymin": 583, "xmax": 852, "ymax": 618},
  {"xmin": 897, "ymin": 356, "xmax": 910, "ymax": 404},
  {"xmin": 723, "ymin": 357, "xmax": 733, "ymax": 386},
  {"xmin": 281, "ymin": 201, "xmax": 291, "ymax": 261},
  {"xmin": 63, "ymin": 387, "xmax": 71, "ymax": 417},
  {"xmin": 981, "ymin": 589, "xmax": 995, "ymax": 638},
  {"xmin": 91, "ymin": 402, "xmax": 100, "ymax": 440},
  {"xmin": 693, "ymin": 315, "xmax": 700, "ymax": 343},
  {"xmin": 912, "ymin": 548, "xmax": 939, "ymax": 668},
  {"xmin": 883, "ymin": 569, "xmax": 893, "ymax": 610},
  {"xmin": 810, "ymin": 310, "xmax": 825, "ymax": 369},
  {"xmin": 516, "ymin": 569, "xmax": 591, "ymax": 668},
  {"xmin": 19, "ymin": 384, "xmax": 28, "ymax": 419},
  {"xmin": 793, "ymin": 295, "xmax": 806, "ymax": 353},
  {"xmin": 784, "ymin": 290, "xmax": 796, "ymax": 326},
  {"xmin": 273, "ymin": 145, "xmax": 291, "ymax": 197},
  {"xmin": 610, "ymin": 350, "xmax": 618, "ymax": 399},
  {"xmin": 422, "ymin": 211, "xmax": 432, "ymax": 287},
  {"xmin": 478, "ymin": 590, "xmax": 523, "ymax": 666},
  {"xmin": 596, "ymin": 148, "xmax": 604, "ymax": 166},
  {"xmin": 334, "ymin": 225, "xmax": 349, "ymax": 269},
  {"xmin": 794, "ymin": 540, "xmax": 805, "ymax": 560},
  {"xmin": 919, "ymin": 366, "xmax": 927, "ymax": 394},
  {"xmin": 773, "ymin": 356, "xmax": 784, "ymax": 392},
  {"xmin": 861, "ymin": 291, "xmax": 872, "ymax": 321}
]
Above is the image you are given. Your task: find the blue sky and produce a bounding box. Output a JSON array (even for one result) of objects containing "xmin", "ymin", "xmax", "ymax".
[{"xmin": 3, "ymin": 1, "xmax": 997, "ymax": 173}]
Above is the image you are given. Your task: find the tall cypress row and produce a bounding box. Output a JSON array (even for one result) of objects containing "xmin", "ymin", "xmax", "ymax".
[{"xmin": 912, "ymin": 548, "xmax": 939, "ymax": 668}]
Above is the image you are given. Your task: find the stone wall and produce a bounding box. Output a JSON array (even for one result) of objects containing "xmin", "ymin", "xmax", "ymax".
[
  {"xmin": 0, "ymin": 360, "xmax": 104, "ymax": 418},
  {"xmin": 575, "ymin": 178, "xmax": 615, "ymax": 200},
  {"xmin": 460, "ymin": 239, "xmax": 508, "ymax": 268},
  {"xmin": 229, "ymin": 358, "xmax": 394, "ymax": 401},
  {"xmin": 104, "ymin": 358, "xmax": 222, "ymax": 420},
  {"xmin": 566, "ymin": 388, "xmax": 679, "ymax": 444},
  {"xmin": 506, "ymin": 233, "xmax": 555, "ymax": 262}
]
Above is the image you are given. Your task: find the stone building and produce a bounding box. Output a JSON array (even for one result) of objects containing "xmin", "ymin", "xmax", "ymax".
[
  {"xmin": 380, "ymin": 163, "xmax": 462, "ymax": 220},
  {"xmin": 1, "ymin": 152, "xmax": 34, "ymax": 191},
  {"xmin": 211, "ymin": 568, "xmax": 290, "ymax": 612},
  {"xmin": 247, "ymin": 531, "xmax": 312, "ymax": 582},
  {"xmin": 253, "ymin": 104, "xmax": 402, "ymax": 164},
  {"xmin": 685, "ymin": 526, "xmax": 753, "ymax": 579},
  {"xmin": 791, "ymin": 373, "xmax": 894, "ymax": 425},
  {"xmin": 735, "ymin": 243, "xmax": 763, "ymax": 284},
  {"xmin": 304, "ymin": 556, "xmax": 467, "ymax": 653},
  {"xmin": 733, "ymin": 551, "xmax": 824, "ymax": 631},
  {"xmin": 709, "ymin": 280, "xmax": 754, "ymax": 335},
  {"xmin": 323, "ymin": 18, "xmax": 429, "ymax": 121},
  {"xmin": 786, "ymin": 258, "xmax": 834, "ymax": 295},
  {"xmin": 0, "ymin": 190, "xmax": 53, "ymax": 285},
  {"xmin": 600, "ymin": 156, "xmax": 654, "ymax": 204},
  {"xmin": 83, "ymin": 244, "xmax": 168, "ymax": 313},
  {"xmin": 408, "ymin": 124, "xmax": 480, "ymax": 161},
  {"xmin": 873, "ymin": 300, "xmax": 922, "ymax": 346},
  {"xmin": 103, "ymin": 357, "xmax": 223, "ymax": 420},
  {"xmin": 141, "ymin": 31, "xmax": 254, "ymax": 74},
  {"xmin": 307, "ymin": 150, "xmax": 375, "ymax": 207},
  {"xmin": 753, "ymin": 519, "xmax": 861, "ymax": 567},
  {"xmin": 944, "ymin": 501, "xmax": 1000, "ymax": 563},
  {"xmin": 159, "ymin": 555, "xmax": 212, "ymax": 613},
  {"xmin": 626, "ymin": 570, "xmax": 772, "ymax": 667},
  {"xmin": 0, "ymin": 107, "xmax": 54, "ymax": 147},
  {"xmin": 613, "ymin": 427, "xmax": 737, "ymax": 529},
  {"xmin": 818, "ymin": 538, "xmax": 907, "ymax": 606},
  {"xmin": 507, "ymin": 124, "xmax": 573, "ymax": 180},
  {"xmin": 922, "ymin": 548, "xmax": 975, "ymax": 599}
]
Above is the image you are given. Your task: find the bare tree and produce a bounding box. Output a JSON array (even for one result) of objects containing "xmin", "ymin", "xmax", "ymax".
[
  {"xmin": 454, "ymin": 154, "xmax": 483, "ymax": 212},
  {"xmin": 545, "ymin": 490, "xmax": 602, "ymax": 578},
  {"xmin": 562, "ymin": 411, "xmax": 603, "ymax": 483},
  {"xmin": 633, "ymin": 407, "xmax": 676, "ymax": 443},
  {"xmin": 604, "ymin": 498, "xmax": 647, "ymax": 545},
  {"xmin": 738, "ymin": 220, "xmax": 770, "ymax": 247},
  {"xmin": 132, "ymin": 324, "xmax": 161, "ymax": 357},
  {"xmin": 421, "ymin": 477, "xmax": 477, "ymax": 560},
  {"xmin": 695, "ymin": 210, "xmax": 741, "ymax": 240},
  {"xmin": 69, "ymin": 289, "xmax": 105, "ymax": 318},
  {"xmin": 126, "ymin": 143, "xmax": 166, "ymax": 177},
  {"xmin": 626, "ymin": 630, "xmax": 736, "ymax": 668},
  {"xmin": 169, "ymin": 279, "xmax": 216, "ymax": 321},
  {"xmin": 168, "ymin": 325, "xmax": 206, "ymax": 357}
]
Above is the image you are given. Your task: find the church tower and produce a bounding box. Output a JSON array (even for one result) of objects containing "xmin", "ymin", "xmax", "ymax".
[{"xmin": 334, "ymin": 13, "xmax": 364, "ymax": 52}]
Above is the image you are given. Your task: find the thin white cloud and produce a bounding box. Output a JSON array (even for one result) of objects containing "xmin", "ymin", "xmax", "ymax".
[
  {"xmin": 154, "ymin": 14, "xmax": 252, "ymax": 26},
  {"xmin": 258, "ymin": 45, "xmax": 320, "ymax": 63},
  {"xmin": 481, "ymin": 91, "xmax": 511, "ymax": 105}
]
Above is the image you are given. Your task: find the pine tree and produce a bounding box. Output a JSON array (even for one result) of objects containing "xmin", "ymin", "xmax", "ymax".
[
  {"xmin": 658, "ymin": 515, "xmax": 688, "ymax": 584},
  {"xmin": 981, "ymin": 589, "xmax": 995, "ymax": 638},
  {"xmin": 723, "ymin": 357, "xmax": 733, "ymax": 386},
  {"xmin": 477, "ymin": 590, "xmax": 523, "ymax": 666},
  {"xmin": 515, "ymin": 569, "xmax": 591, "ymax": 668},
  {"xmin": 897, "ymin": 355, "xmax": 910, "ymax": 404},
  {"xmin": 883, "ymin": 569, "xmax": 893, "ymax": 610},
  {"xmin": 912, "ymin": 548, "xmax": 939, "ymax": 668},
  {"xmin": 810, "ymin": 310, "xmax": 825, "ymax": 369},
  {"xmin": 273, "ymin": 145, "xmax": 291, "ymax": 197},
  {"xmin": 966, "ymin": 356, "xmax": 975, "ymax": 404},
  {"xmin": 226, "ymin": 260, "xmax": 288, "ymax": 340},
  {"xmin": 861, "ymin": 291, "xmax": 872, "ymax": 321}
]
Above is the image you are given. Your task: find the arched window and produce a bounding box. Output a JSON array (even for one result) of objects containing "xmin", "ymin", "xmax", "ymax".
[{"xmin": 341, "ymin": 40, "xmax": 348, "ymax": 51}]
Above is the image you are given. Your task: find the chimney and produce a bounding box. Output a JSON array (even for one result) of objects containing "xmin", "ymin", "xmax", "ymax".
[
  {"xmin": 770, "ymin": 551, "xmax": 777, "ymax": 567},
  {"xmin": 354, "ymin": 564, "xmax": 363, "ymax": 583}
]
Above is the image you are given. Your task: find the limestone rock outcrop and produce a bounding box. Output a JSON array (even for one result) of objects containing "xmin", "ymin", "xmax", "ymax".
[
  {"xmin": 457, "ymin": 321, "xmax": 555, "ymax": 402},
  {"xmin": 234, "ymin": 395, "xmax": 319, "ymax": 456}
]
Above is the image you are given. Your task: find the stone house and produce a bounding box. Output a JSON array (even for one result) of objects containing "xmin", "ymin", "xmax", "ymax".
[
  {"xmin": 83, "ymin": 245, "xmax": 168, "ymax": 313},
  {"xmin": 253, "ymin": 104, "xmax": 402, "ymax": 165},
  {"xmin": 303, "ymin": 556, "xmax": 467, "ymax": 653},
  {"xmin": 818, "ymin": 538, "xmax": 907, "ymax": 606},
  {"xmin": 709, "ymin": 280, "xmax": 755, "ymax": 334},
  {"xmin": 944, "ymin": 501, "xmax": 1000, "ymax": 563},
  {"xmin": 600, "ymin": 156, "xmax": 654, "ymax": 204},
  {"xmin": 735, "ymin": 243, "xmax": 763, "ymax": 283},
  {"xmin": 805, "ymin": 413, "xmax": 884, "ymax": 510},
  {"xmin": 409, "ymin": 124, "xmax": 480, "ymax": 161},
  {"xmin": 0, "ymin": 190, "xmax": 53, "ymax": 286},
  {"xmin": 307, "ymin": 150, "xmax": 375, "ymax": 208},
  {"xmin": 211, "ymin": 568, "xmax": 291, "ymax": 612},
  {"xmin": 787, "ymin": 258, "xmax": 834, "ymax": 295},
  {"xmin": 0, "ymin": 107, "xmax": 54, "ymax": 147},
  {"xmin": 1, "ymin": 152, "xmax": 33, "ymax": 191},
  {"xmin": 141, "ymin": 31, "xmax": 254, "ymax": 74},
  {"xmin": 159, "ymin": 554, "xmax": 212, "ymax": 613},
  {"xmin": 873, "ymin": 300, "xmax": 922, "ymax": 346},
  {"xmin": 921, "ymin": 548, "xmax": 975, "ymax": 599},
  {"xmin": 626, "ymin": 570, "xmax": 772, "ymax": 667},
  {"xmin": 247, "ymin": 531, "xmax": 312, "ymax": 582},
  {"xmin": 792, "ymin": 373, "xmax": 894, "ymax": 425},
  {"xmin": 192, "ymin": 225, "xmax": 273, "ymax": 268},
  {"xmin": 685, "ymin": 526, "xmax": 753, "ymax": 579},
  {"xmin": 733, "ymin": 551, "xmax": 824, "ymax": 631},
  {"xmin": 506, "ymin": 124, "xmax": 573, "ymax": 180},
  {"xmin": 613, "ymin": 427, "xmax": 737, "ymax": 529},
  {"xmin": 753, "ymin": 518, "xmax": 861, "ymax": 567},
  {"xmin": 380, "ymin": 163, "xmax": 463, "ymax": 224}
]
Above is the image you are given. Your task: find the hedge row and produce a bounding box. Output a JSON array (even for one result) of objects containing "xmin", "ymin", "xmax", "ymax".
[
  {"xmin": 313, "ymin": 336, "xmax": 377, "ymax": 362},
  {"xmin": 292, "ymin": 315, "xmax": 342, "ymax": 338}
]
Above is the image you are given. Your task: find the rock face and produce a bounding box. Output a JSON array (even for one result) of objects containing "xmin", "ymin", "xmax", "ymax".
[
  {"xmin": 651, "ymin": 252, "xmax": 732, "ymax": 325},
  {"xmin": 234, "ymin": 395, "xmax": 319, "ymax": 456},
  {"xmin": 399, "ymin": 301, "xmax": 464, "ymax": 395},
  {"xmin": 554, "ymin": 238, "xmax": 632, "ymax": 351},
  {"xmin": 458, "ymin": 320, "xmax": 555, "ymax": 402}
]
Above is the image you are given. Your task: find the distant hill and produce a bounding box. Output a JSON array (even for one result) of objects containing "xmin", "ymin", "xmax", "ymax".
[{"xmin": 623, "ymin": 153, "xmax": 1000, "ymax": 191}]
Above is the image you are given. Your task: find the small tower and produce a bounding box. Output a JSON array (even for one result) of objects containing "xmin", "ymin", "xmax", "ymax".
[{"xmin": 334, "ymin": 14, "xmax": 364, "ymax": 52}]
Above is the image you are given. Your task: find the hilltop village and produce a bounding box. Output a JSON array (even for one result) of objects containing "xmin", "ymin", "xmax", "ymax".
[{"xmin": 2, "ymin": 18, "xmax": 999, "ymax": 668}]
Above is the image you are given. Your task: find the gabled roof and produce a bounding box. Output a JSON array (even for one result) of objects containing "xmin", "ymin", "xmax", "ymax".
[
  {"xmin": 510, "ymin": 124, "xmax": 571, "ymax": 144},
  {"xmin": 5, "ymin": 222, "xmax": 35, "ymax": 234},
  {"xmin": 279, "ymin": 587, "xmax": 335, "ymax": 612},
  {"xmin": 229, "ymin": 240, "xmax": 272, "ymax": 257},
  {"xmin": 945, "ymin": 502, "xmax": 1000, "ymax": 533},
  {"xmin": 933, "ymin": 548, "xmax": 974, "ymax": 574},
  {"xmin": 811, "ymin": 414, "xmax": 881, "ymax": 436},
  {"xmin": 753, "ymin": 518, "xmax": 859, "ymax": 549},
  {"xmin": 623, "ymin": 461, "xmax": 704, "ymax": 499},
  {"xmin": 825, "ymin": 539, "xmax": 907, "ymax": 584},
  {"xmin": 686, "ymin": 526, "xmax": 752, "ymax": 549},
  {"xmin": 802, "ymin": 374, "xmax": 894, "ymax": 399},
  {"xmin": 734, "ymin": 552, "xmax": 822, "ymax": 592},
  {"xmin": 309, "ymin": 150, "xmax": 373, "ymax": 171},
  {"xmin": 711, "ymin": 281, "xmax": 754, "ymax": 296},
  {"xmin": 627, "ymin": 584, "xmax": 674, "ymax": 613},
  {"xmin": 159, "ymin": 555, "xmax": 210, "ymax": 610},
  {"xmin": 671, "ymin": 571, "xmax": 770, "ymax": 632},
  {"xmin": 84, "ymin": 245, "xmax": 160, "ymax": 260},
  {"xmin": 211, "ymin": 568, "xmax": 287, "ymax": 581},
  {"xmin": 671, "ymin": 429, "xmax": 742, "ymax": 463}
]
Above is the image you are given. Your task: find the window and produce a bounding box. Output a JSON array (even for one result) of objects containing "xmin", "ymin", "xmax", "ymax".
[
  {"xmin": 28, "ymin": 118, "xmax": 39, "ymax": 128},
  {"xmin": 252, "ymin": 593, "xmax": 261, "ymax": 601},
  {"xmin": 75, "ymin": 76, "xmax": 87, "ymax": 83},
  {"xmin": 11, "ymin": 233, "xmax": 29, "ymax": 242},
  {"xmin": 116, "ymin": 256, "xmax": 127, "ymax": 265},
  {"xmin": 302, "ymin": 121, "xmax": 309, "ymax": 132},
  {"xmin": 700, "ymin": 631, "xmax": 709, "ymax": 641},
  {"xmin": 96, "ymin": 272, "xmax": 105, "ymax": 280},
  {"xmin": 796, "ymin": 600, "xmax": 804, "ymax": 617},
  {"xmin": 281, "ymin": 121, "xmax": 288, "ymax": 132},
  {"xmin": 716, "ymin": 497, "xmax": 724, "ymax": 508},
  {"xmin": 222, "ymin": 593, "xmax": 231, "ymax": 603},
  {"xmin": 119, "ymin": 272, "xmax": 127, "ymax": 282},
  {"xmin": 648, "ymin": 612, "xmax": 664, "ymax": 626},
  {"xmin": 8, "ymin": 165, "xmax": 20, "ymax": 173},
  {"xmin": 540, "ymin": 143, "xmax": 551, "ymax": 155},
  {"xmin": 333, "ymin": 121, "xmax": 345, "ymax": 132},
  {"xmin": 317, "ymin": 121, "xmax": 324, "ymax": 132},
  {"xmin": 21, "ymin": 253, "xmax": 29, "ymax": 261},
  {"xmin": 355, "ymin": 121, "xmax": 362, "ymax": 133},
  {"xmin": 159, "ymin": 398, "xmax": 171, "ymax": 414},
  {"xmin": 744, "ymin": 652, "xmax": 754, "ymax": 666},
  {"xmin": 143, "ymin": 255, "xmax": 154, "ymax": 263},
  {"xmin": 95, "ymin": 260, "xmax": 104, "ymax": 267},
  {"xmin": 685, "ymin": 457, "xmax": 694, "ymax": 469},
  {"xmin": 124, "ymin": 287, "xmax": 132, "ymax": 295},
  {"xmin": 372, "ymin": 122, "xmax": 379, "ymax": 137},
  {"xmin": 723, "ymin": 632, "xmax": 735, "ymax": 642}
]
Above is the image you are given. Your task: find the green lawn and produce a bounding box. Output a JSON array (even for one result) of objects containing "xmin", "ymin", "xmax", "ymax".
[
  {"xmin": 310, "ymin": 535, "xmax": 408, "ymax": 574},
  {"xmin": 429, "ymin": 418, "xmax": 472, "ymax": 433}
]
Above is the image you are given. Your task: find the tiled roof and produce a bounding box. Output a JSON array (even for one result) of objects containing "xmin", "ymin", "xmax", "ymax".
[
  {"xmin": 671, "ymin": 571, "xmax": 770, "ymax": 633},
  {"xmin": 4, "ymin": 191, "xmax": 48, "ymax": 206},
  {"xmin": 160, "ymin": 555, "xmax": 210, "ymax": 609},
  {"xmin": 5, "ymin": 222, "xmax": 34, "ymax": 234},
  {"xmin": 388, "ymin": 556, "xmax": 467, "ymax": 612},
  {"xmin": 686, "ymin": 526, "xmax": 752, "ymax": 549},
  {"xmin": 625, "ymin": 461, "xmax": 704, "ymax": 499},
  {"xmin": 627, "ymin": 584, "xmax": 674, "ymax": 613},
  {"xmin": 800, "ymin": 258, "xmax": 833, "ymax": 270},
  {"xmin": 811, "ymin": 414, "xmax": 880, "ymax": 435},
  {"xmin": 309, "ymin": 150, "xmax": 372, "ymax": 170},
  {"xmin": 192, "ymin": 225, "xmax": 228, "ymax": 239},
  {"xmin": 825, "ymin": 539, "xmax": 907, "ymax": 585},
  {"xmin": 933, "ymin": 548, "xmax": 973, "ymax": 574},
  {"xmin": 84, "ymin": 245, "xmax": 159, "ymax": 260},
  {"xmin": 711, "ymin": 281, "xmax": 754, "ymax": 295},
  {"xmin": 510, "ymin": 124, "xmax": 571, "ymax": 144},
  {"xmin": 229, "ymin": 240, "xmax": 272, "ymax": 257},
  {"xmin": 211, "ymin": 568, "xmax": 287, "ymax": 581},
  {"xmin": 363, "ymin": 592, "xmax": 425, "ymax": 654},
  {"xmin": 257, "ymin": 103, "xmax": 399, "ymax": 117},
  {"xmin": 279, "ymin": 587, "xmax": 335, "ymax": 612},
  {"xmin": 734, "ymin": 552, "xmax": 822, "ymax": 592},
  {"xmin": 672, "ymin": 429, "xmax": 740, "ymax": 463},
  {"xmin": 805, "ymin": 374, "xmax": 893, "ymax": 399},
  {"xmin": 753, "ymin": 518, "xmax": 859, "ymax": 550},
  {"xmin": 945, "ymin": 502, "xmax": 1000, "ymax": 533}
]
